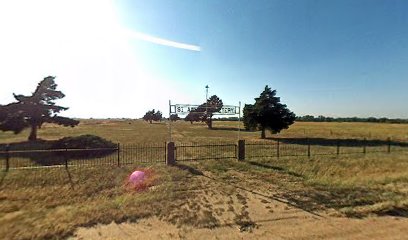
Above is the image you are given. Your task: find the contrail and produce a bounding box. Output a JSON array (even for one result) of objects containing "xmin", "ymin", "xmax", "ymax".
[{"xmin": 124, "ymin": 29, "xmax": 201, "ymax": 52}]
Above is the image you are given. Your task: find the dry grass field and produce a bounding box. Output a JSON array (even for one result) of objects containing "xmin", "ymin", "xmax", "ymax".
[
  {"xmin": 1, "ymin": 120, "xmax": 408, "ymax": 239},
  {"xmin": 1, "ymin": 119, "xmax": 407, "ymax": 144}
]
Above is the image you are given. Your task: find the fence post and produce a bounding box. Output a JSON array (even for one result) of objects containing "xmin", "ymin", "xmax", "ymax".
[
  {"xmin": 363, "ymin": 138, "xmax": 366, "ymax": 154},
  {"xmin": 277, "ymin": 139, "xmax": 280, "ymax": 159},
  {"xmin": 166, "ymin": 142, "xmax": 176, "ymax": 165},
  {"xmin": 336, "ymin": 140, "xmax": 340, "ymax": 156},
  {"xmin": 307, "ymin": 138, "xmax": 311, "ymax": 158},
  {"xmin": 117, "ymin": 143, "xmax": 120, "ymax": 166},
  {"xmin": 387, "ymin": 137, "xmax": 391, "ymax": 153},
  {"xmin": 5, "ymin": 144, "xmax": 10, "ymax": 171},
  {"xmin": 238, "ymin": 140, "xmax": 245, "ymax": 161}
]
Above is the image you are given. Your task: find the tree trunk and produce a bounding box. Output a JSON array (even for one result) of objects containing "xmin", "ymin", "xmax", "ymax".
[
  {"xmin": 28, "ymin": 124, "xmax": 38, "ymax": 141},
  {"xmin": 207, "ymin": 118, "xmax": 213, "ymax": 129},
  {"xmin": 261, "ymin": 127, "xmax": 266, "ymax": 139}
]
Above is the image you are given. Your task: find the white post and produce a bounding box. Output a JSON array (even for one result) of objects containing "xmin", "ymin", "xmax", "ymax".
[
  {"xmin": 205, "ymin": 85, "xmax": 209, "ymax": 115},
  {"xmin": 168, "ymin": 100, "xmax": 172, "ymax": 142},
  {"xmin": 238, "ymin": 101, "xmax": 241, "ymax": 140}
]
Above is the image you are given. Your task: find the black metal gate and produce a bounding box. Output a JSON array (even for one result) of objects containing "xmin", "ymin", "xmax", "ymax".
[{"xmin": 175, "ymin": 142, "xmax": 237, "ymax": 161}]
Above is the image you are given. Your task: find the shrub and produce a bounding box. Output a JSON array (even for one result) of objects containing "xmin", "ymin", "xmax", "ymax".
[{"xmin": 51, "ymin": 135, "xmax": 117, "ymax": 158}]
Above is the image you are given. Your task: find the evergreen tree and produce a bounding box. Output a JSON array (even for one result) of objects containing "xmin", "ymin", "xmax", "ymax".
[
  {"xmin": 183, "ymin": 95, "xmax": 223, "ymax": 129},
  {"xmin": 243, "ymin": 85, "xmax": 296, "ymax": 138},
  {"xmin": 204, "ymin": 95, "xmax": 223, "ymax": 129},
  {"xmin": 243, "ymin": 104, "xmax": 257, "ymax": 130},
  {"xmin": 0, "ymin": 76, "xmax": 79, "ymax": 141}
]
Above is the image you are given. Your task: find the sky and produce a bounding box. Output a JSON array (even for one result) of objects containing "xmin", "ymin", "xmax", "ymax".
[{"xmin": 0, "ymin": 0, "xmax": 407, "ymax": 118}]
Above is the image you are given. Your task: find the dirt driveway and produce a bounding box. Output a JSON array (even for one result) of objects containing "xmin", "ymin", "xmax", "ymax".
[{"xmin": 72, "ymin": 166, "xmax": 408, "ymax": 240}]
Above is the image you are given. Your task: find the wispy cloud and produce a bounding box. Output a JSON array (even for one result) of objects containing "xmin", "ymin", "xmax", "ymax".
[{"xmin": 124, "ymin": 29, "xmax": 201, "ymax": 52}]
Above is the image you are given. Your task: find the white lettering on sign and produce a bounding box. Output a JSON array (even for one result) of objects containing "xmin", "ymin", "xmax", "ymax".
[
  {"xmin": 171, "ymin": 104, "xmax": 239, "ymax": 115},
  {"xmin": 215, "ymin": 106, "xmax": 238, "ymax": 115},
  {"xmin": 172, "ymin": 105, "xmax": 200, "ymax": 114}
]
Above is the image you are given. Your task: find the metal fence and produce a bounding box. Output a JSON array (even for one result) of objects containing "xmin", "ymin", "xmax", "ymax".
[
  {"xmin": 246, "ymin": 140, "xmax": 309, "ymax": 158},
  {"xmin": 1, "ymin": 137, "xmax": 407, "ymax": 170},
  {"xmin": 0, "ymin": 143, "xmax": 166, "ymax": 170},
  {"xmin": 119, "ymin": 143, "xmax": 167, "ymax": 164},
  {"xmin": 175, "ymin": 142, "xmax": 237, "ymax": 161},
  {"xmin": 245, "ymin": 137, "xmax": 408, "ymax": 160}
]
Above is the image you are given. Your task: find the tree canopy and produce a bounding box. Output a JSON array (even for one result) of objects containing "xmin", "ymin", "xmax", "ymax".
[
  {"xmin": 184, "ymin": 95, "xmax": 223, "ymax": 129},
  {"xmin": 142, "ymin": 109, "xmax": 162, "ymax": 123},
  {"xmin": 243, "ymin": 85, "xmax": 295, "ymax": 138},
  {"xmin": 0, "ymin": 76, "xmax": 79, "ymax": 141},
  {"xmin": 184, "ymin": 111, "xmax": 202, "ymax": 124},
  {"xmin": 169, "ymin": 114, "xmax": 181, "ymax": 122}
]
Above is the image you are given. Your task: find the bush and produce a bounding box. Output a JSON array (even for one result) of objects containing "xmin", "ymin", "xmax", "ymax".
[
  {"xmin": 52, "ymin": 134, "xmax": 116, "ymax": 149},
  {"xmin": 51, "ymin": 135, "xmax": 117, "ymax": 158}
]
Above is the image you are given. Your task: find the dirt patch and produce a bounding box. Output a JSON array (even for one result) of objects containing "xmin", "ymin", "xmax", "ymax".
[
  {"xmin": 72, "ymin": 215, "xmax": 408, "ymax": 240},
  {"xmin": 72, "ymin": 168, "xmax": 408, "ymax": 239},
  {"xmin": 72, "ymin": 218, "xmax": 180, "ymax": 240}
]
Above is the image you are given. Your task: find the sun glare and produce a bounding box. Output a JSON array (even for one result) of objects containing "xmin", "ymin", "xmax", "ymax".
[{"xmin": 0, "ymin": 0, "xmax": 183, "ymax": 118}]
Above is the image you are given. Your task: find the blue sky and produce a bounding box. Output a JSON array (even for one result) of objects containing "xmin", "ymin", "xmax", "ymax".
[{"xmin": 0, "ymin": 0, "xmax": 407, "ymax": 118}]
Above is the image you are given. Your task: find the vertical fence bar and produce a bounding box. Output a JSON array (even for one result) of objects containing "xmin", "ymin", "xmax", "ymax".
[
  {"xmin": 387, "ymin": 137, "xmax": 391, "ymax": 153},
  {"xmin": 307, "ymin": 138, "xmax": 311, "ymax": 158},
  {"xmin": 363, "ymin": 138, "xmax": 366, "ymax": 154},
  {"xmin": 277, "ymin": 139, "xmax": 280, "ymax": 158},
  {"xmin": 336, "ymin": 140, "xmax": 340, "ymax": 156},
  {"xmin": 235, "ymin": 144, "xmax": 238, "ymax": 159},
  {"xmin": 65, "ymin": 148, "xmax": 68, "ymax": 169},
  {"xmin": 175, "ymin": 143, "xmax": 178, "ymax": 161},
  {"xmin": 5, "ymin": 144, "xmax": 10, "ymax": 171},
  {"xmin": 117, "ymin": 143, "xmax": 120, "ymax": 166}
]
